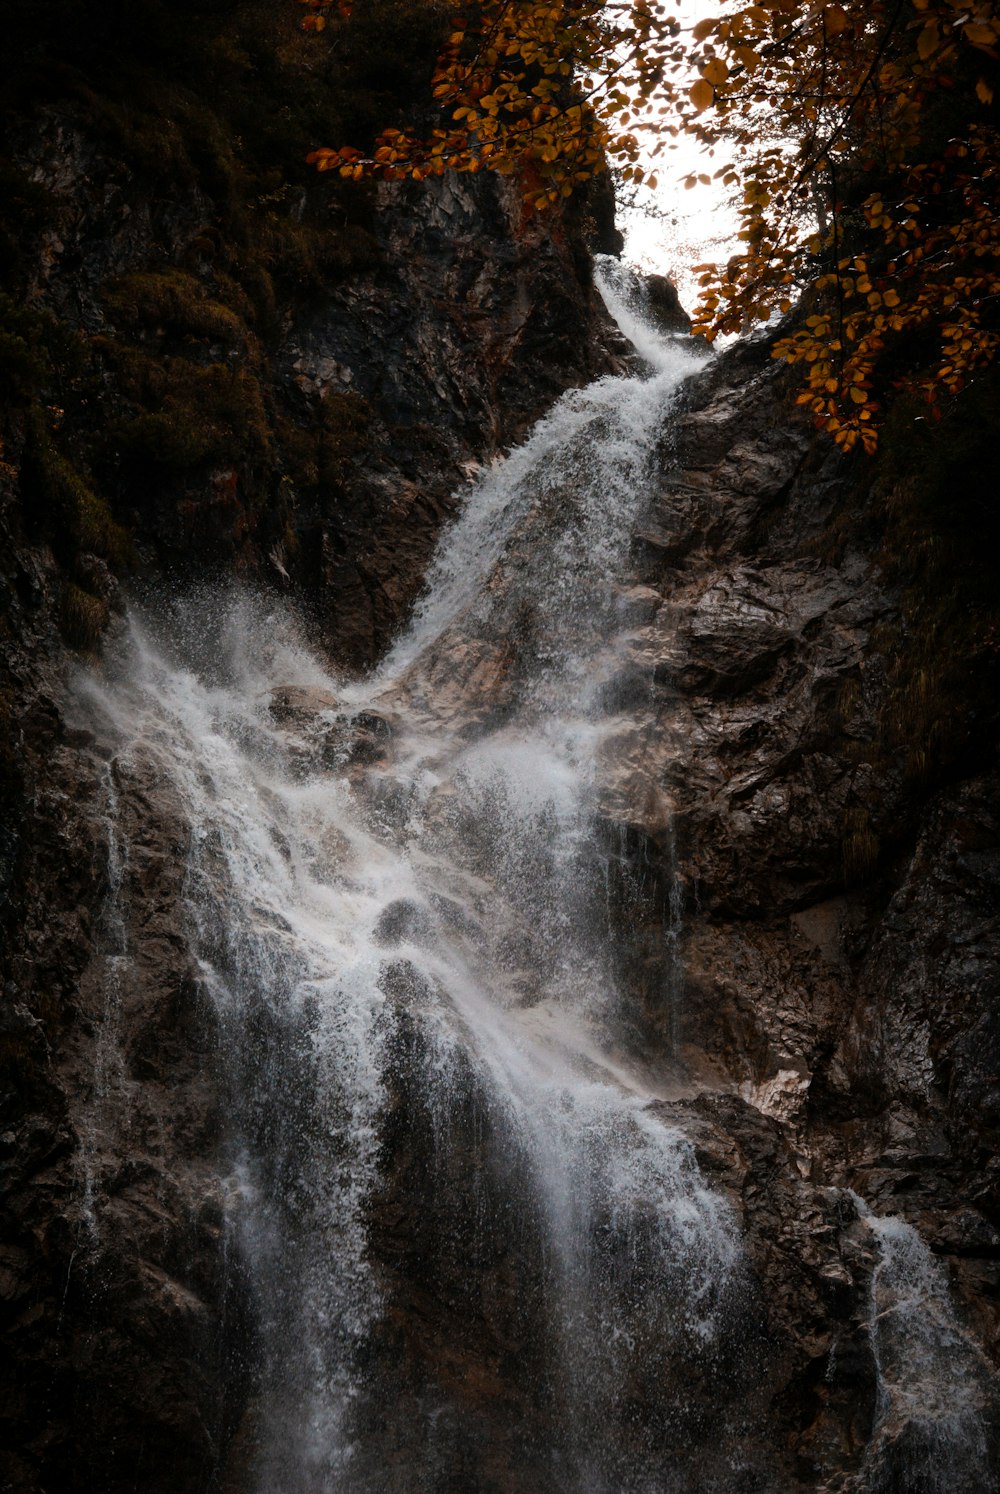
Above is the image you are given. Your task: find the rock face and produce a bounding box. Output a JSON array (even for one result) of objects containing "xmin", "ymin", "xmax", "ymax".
[
  {"xmin": 602, "ymin": 343, "xmax": 1000, "ymax": 1485},
  {"xmin": 644, "ymin": 273, "xmax": 693, "ymax": 335},
  {"xmin": 0, "ymin": 18, "xmax": 617, "ymax": 1486}
]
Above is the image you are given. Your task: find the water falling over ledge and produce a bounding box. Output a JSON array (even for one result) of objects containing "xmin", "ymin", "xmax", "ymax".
[{"xmin": 68, "ymin": 269, "xmax": 787, "ymax": 1490}]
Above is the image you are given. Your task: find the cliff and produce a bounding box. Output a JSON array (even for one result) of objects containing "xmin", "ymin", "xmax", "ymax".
[
  {"xmin": 1, "ymin": 5, "xmax": 999, "ymax": 1492},
  {"xmin": 0, "ymin": 4, "xmax": 615, "ymax": 1486}
]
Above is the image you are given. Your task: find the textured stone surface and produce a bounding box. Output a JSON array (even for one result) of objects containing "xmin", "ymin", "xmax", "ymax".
[
  {"xmin": 2, "ymin": 159, "xmax": 999, "ymax": 1493},
  {"xmin": 0, "ymin": 98, "xmax": 614, "ymax": 1494}
]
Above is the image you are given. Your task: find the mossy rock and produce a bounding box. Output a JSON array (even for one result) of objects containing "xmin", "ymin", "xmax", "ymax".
[
  {"xmin": 23, "ymin": 406, "xmax": 131, "ymax": 566},
  {"xmin": 60, "ymin": 580, "xmax": 110, "ymax": 651},
  {"xmin": 109, "ymin": 360, "xmax": 269, "ymax": 473},
  {"xmin": 0, "ymin": 296, "xmax": 87, "ymax": 402},
  {"xmin": 102, "ymin": 270, "xmax": 250, "ymax": 351}
]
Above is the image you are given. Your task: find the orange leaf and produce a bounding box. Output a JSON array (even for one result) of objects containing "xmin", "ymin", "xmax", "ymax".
[
  {"xmin": 823, "ymin": 5, "xmax": 850, "ymax": 37},
  {"xmin": 689, "ymin": 78, "xmax": 715, "ymax": 111},
  {"xmin": 701, "ymin": 59, "xmax": 729, "ymax": 87},
  {"xmin": 963, "ymin": 21, "xmax": 997, "ymax": 46},
  {"xmin": 917, "ymin": 21, "xmax": 939, "ymax": 60}
]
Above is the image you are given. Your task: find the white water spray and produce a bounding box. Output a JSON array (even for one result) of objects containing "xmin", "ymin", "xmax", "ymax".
[
  {"xmin": 75, "ymin": 267, "xmax": 740, "ymax": 1490},
  {"xmin": 851, "ymin": 1195, "xmax": 995, "ymax": 1492}
]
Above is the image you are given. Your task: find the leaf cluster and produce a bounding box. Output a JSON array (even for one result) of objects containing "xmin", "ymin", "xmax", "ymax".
[{"xmin": 307, "ymin": 0, "xmax": 1000, "ymax": 450}]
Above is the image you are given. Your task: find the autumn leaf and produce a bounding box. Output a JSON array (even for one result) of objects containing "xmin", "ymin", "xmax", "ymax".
[
  {"xmin": 689, "ymin": 78, "xmax": 715, "ymax": 110},
  {"xmin": 917, "ymin": 20, "xmax": 939, "ymax": 59},
  {"xmin": 962, "ymin": 20, "xmax": 997, "ymax": 45},
  {"xmin": 701, "ymin": 59, "xmax": 729, "ymax": 87},
  {"xmin": 302, "ymin": 0, "xmax": 1000, "ymax": 455}
]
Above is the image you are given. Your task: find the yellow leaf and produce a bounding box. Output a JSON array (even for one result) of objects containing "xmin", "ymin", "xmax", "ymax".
[
  {"xmin": 849, "ymin": 386, "xmax": 868, "ymax": 404},
  {"xmin": 701, "ymin": 59, "xmax": 729, "ymax": 87},
  {"xmin": 977, "ymin": 78, "xmax": 994, "ymax": 104},
  {"xmin": 917, "ymin": 21, "xmax": 939, "ymax": 60},
  {"xmin": 963, "ymin": 21, "xmax": 997, "ymax": 45},
  {"xmin": 692, "ymin": 18, "xmax": 716, "ymax": 41}
]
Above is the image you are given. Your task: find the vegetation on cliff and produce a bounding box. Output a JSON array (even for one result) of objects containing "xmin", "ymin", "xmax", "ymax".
[
  {"xmin": 311, "ymin": 0, "xmax": 1000, "ymax": 456},
  {"xmin": 0, "ymin": 0, "xmax": 445, "ymax": 645},
  {"xmin": 299, "ymin": 0, "xmax": 1000, "ymax": 797}
]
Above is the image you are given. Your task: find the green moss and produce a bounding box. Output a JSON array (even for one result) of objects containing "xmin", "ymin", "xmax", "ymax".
[
  {"xmin": 60, "ymin": 580, "xmax": 110, "ymax": 651},
  {"xmin": 109, "ymin": 359, "xmax": 269, "ymax": 473},
  {"xmin": 23, "ymin": 406, "xmax": 131, "ymax": 565},
  {"xmin": 0, "ymin": 163, "xmax": 56, "ymax": 283},
  {"xmin": 0, "ymin": 327, "xmax": 46, "ymax": 400},
  {"xmin": 318, "ymin": 392, "xmax": 372, "ymax": 486},
  {"xmin": 0, "ymin": 296, "xmax": 83, "ymax": 402},
  {"xmin": 253, "ymin": 216, "xmax": 380, "ymax": 296},
  {"xmin": 102, "ymin": 270, "xmax": 250, "ymax": 350}
]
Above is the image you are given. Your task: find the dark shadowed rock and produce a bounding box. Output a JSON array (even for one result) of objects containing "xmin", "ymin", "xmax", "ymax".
[
  {"xmin": 645, "ymin": 273, "xmax": 692, "ymax": 334},
  {"xmin": 268, "ymin": 685, "xmax": 341, "ymax": 725}
]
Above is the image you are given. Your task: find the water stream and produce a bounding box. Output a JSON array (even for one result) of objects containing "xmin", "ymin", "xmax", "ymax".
[
  {"xmin": 68, "ymin": 252, "xmax": 1000, "ymax": 1494},
  {"xmin": 853, "ymin": 1197, "xmax": 993, "ymax": 1493},
  {"xmin": 75, "ymin": 267, "xmax": 750, "ymax": 1488}
]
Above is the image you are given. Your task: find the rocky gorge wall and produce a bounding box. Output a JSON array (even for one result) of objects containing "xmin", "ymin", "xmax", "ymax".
[
  {"xmin": 597, "ymin": 336, "xmax": 1000, "ymax": 1487},
  {"xmin": 2, "ymin": 7, "xmax": 1000, "ymax": 1491},
  {"xmin": 0, "ymin": 5, "xmax": 617, "ymax": 1486}
]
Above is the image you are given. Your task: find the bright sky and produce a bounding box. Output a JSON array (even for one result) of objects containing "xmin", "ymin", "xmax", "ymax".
[{"xmin": 617, "ymin": 0, "xmax": 743, "ymax": 316}]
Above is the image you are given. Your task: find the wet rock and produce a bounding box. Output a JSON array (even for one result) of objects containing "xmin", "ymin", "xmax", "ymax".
[
  {"xmin": 346, "ymin": 710, "xmax": 394, "ymax": 766},
  {"xmin": 268, "ymin": 685, "xmax": 340, "ymax": 725},
  {"xmin": 644, "ymin": 273, "xmax": 692, "ymax": 335},
  {"xmin": 373, "ymin": 899, "xmax": 436, "ymax": 949}
]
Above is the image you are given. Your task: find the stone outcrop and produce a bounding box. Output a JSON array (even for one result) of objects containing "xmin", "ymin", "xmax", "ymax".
[
  {"xmin": 644, "ymin": 273, "xmax": 693, "ymax": 335},
  {"xmin": 601, "ymin": 343, "xmax": 1000, "ymax": 1485}
]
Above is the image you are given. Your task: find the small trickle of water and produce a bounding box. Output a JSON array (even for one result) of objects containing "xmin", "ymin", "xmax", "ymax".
[
  {"xmin": 79, "ymin": 760, "xmax": 133, "ymax": 1241},
  {"xmin": 853, "ymin": 1196, "xmax": 996, "ymax": 1492}
]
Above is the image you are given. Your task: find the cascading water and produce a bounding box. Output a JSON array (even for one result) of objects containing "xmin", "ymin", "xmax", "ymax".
[
  {"xmin": 852, "ymin": 1197, "xmax": 995, "ymax": 1493},
  {"xmin": 75, "ymin": 267, "xmax": 744, "ymax": 1490}
]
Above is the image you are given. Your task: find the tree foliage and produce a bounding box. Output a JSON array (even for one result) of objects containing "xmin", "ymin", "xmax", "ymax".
[{"xmin": 305, "ymin": 0, "xmax": 1000, "ymax": 452}]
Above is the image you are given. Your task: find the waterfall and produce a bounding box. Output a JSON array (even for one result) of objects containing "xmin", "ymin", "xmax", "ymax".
[
  {"xmin": 853, "ymin": 1199, "xmax": 995, "ymax": 1493},
  {"xmin": 74, "ymin": 268, "xmax": 745, "ymax": 1489}
]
